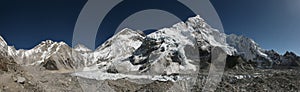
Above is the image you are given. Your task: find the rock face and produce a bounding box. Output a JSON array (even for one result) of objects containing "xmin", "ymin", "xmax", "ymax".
[
  {"xmin": 0, "ymin": 36, "xmax": 8, "ymax": 57},
  {"xmin": 265, "ymin": 50, "xmax": 300, "ymax": 68},
  {"xmin": 282, "ymin": 52, "xmax": 300, "ymax": 66},
  {"xmin": 7, "ymin": 40, "xmax": 85, "ymax": 72},
  {"xmin": 227, "ymin": 34, "xmax": 273, "ymax": 68},
  {"xmin": 92, "ymin": 28, "xmax": 145, "ymax": 72},
  {"xmin": 0, "ymin": 35, "xmax": 16, "ymax": 73}
]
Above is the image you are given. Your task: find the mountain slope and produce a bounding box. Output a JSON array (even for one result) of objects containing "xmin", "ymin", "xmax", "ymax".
[
  {"xmin": 227, "ymin": 34, "xmax": 273, "ymax": 68},
  {"xmin": 7, "ymin": 40, "xmax": 86, "ymax": 71},
  {"xmin": 265, "ymin": 50, "xmax": 300, "ymax": 68},
  {"xmin": 93, "ymin": 28, "xmax": 145, "ymax": 62}
]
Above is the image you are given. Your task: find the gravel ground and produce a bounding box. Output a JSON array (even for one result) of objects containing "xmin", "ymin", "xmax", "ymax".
[{"xmin": 1, "ymin": 56, "xmax": 300, "ymax": 92}]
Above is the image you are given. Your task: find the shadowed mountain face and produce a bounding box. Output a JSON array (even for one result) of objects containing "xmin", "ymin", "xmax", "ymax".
[{"xmin": 0, "ymin": 15, "xmax": 299, "ymax": 91}]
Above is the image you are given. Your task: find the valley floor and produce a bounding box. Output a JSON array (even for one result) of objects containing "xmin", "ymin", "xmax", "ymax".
[{"xmin": 1, "ymin": 62, "xmax": 299, "ymax": 92}]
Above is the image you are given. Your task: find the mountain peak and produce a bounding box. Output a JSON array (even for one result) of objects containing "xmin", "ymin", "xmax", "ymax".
[
  {"xmin": 41, "ymin": 40, "xmax": 55, "ymax": 44},
  {"xmin": 35, "ymin": 40, "xmax": 68, "ymax": 48},
  {"xmin": 284, "ymin": 51, "xmax": 298, "ymax": 57},
  {"xmin": 185, "ymin": 15, "xmax": 213, "ymax": 31},
  {"xmin": 0, "ymin": 35, "xmax": 7, "ymax": 47},
  {"xmin": 74, "ymin": 44, "xmax": 92, "ymax": 52},
  {"xmin": 187, "ymin": 15, "xmax": 204, "ymax": 23},
  {"xmin": 227, "ymin": 34, "xmax": 270, "ymax": 63},
  {"xmin": 96, "ymin": 28, "xmax": 145, "ymax": 50},
  {"xmin": 116, "ymin": 28, "xmax": 145, "ymax": 37}
]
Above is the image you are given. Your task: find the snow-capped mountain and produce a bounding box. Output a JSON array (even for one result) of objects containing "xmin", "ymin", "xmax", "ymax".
[
  {"xmin": 0, "ymin": 36, "xmax": 7, "ymax": 49},
  {"xmin": 227, "ymin": 34, "xmax": 269, "ymax": 61},
  {"xmin": 227, "ymin": 34, "xmax": 273, "ymax": 68},
  {"xmin": 0, "ymin": 15, "xmax": 298, "ymax": 74},
  {"xmin": 0, "ymin": 36, "xmax": 8, "ymax": 57},
  {"xmin": 74, "ymin": 28, "xmax": 146, "ymax": 72},
  {"xmin": 6, "ymin": 40, "xmax": 86, "ymax": 71},
  {"xmin": 93, "ymin": 28, "xmax": 144, "ymax": 63},
  {"xmin": 74, "ymin": 44, "xmax": 92, "ymax": 52},
  {"xmin": 127, "ymin": 15, "xmax": 236, "ymax": 75}
]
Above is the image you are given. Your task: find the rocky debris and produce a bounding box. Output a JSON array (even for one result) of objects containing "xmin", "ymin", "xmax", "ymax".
[
  {"xmin": 189, "ymin": 69, "xmax": 300, "ymax": 92},
  {"xmin": 107, "ymin": 79, "xmax": 174, "ymax": 92},
  {"xmin": 0, "ymin": 54, "xmax": 42, "ymax": 92},
  {"xmin": 0, "ymin": 57, "xmax": 15, "ymax": 73},
  {"xmin": 1, "ymin": 48, "xmax": 300, "ymax": 92},
  {"xmin": 0, "ymin": 69, "xmax": 82, "ymax": 92},
  {"xmin": 226, "ymin": 56, "xmax": 256, "ymax": 71},
  {"xmin": 216, "ymin": 69, "xmax": 300, "ymax": 92},
  {"xmin": 15, "ymin": 76, "xmax": 26, "ymax": 84},
  {"xmin": 0, "ymin": 54, "xmax": 82, "ymax": 92}
]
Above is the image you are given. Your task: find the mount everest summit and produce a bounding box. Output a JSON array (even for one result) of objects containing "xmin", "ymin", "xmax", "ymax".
[{"xmin": 0, "ymin": 15, "xmax": 299, "ymax": 76}]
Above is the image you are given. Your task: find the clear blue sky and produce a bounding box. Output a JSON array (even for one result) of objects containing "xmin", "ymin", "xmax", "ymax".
[{"xmin": 0, "ymin": 0, "xmax": 299, "ymax": 55}]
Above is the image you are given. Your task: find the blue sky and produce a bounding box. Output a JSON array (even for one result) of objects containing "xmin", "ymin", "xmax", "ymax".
[{"xmin": 0, "ymin": 0, "xmax": 299, "ymax": 55}]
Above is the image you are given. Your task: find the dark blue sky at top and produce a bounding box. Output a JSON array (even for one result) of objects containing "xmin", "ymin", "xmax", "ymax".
[{"xmin": 0, "ymin": 0, "xmax": 299, "ymax": 54}]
